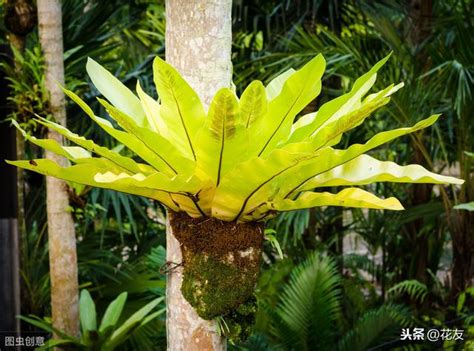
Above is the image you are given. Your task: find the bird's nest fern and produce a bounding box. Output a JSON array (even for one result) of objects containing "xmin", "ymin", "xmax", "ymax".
[{"xmin": 8, "ymin": 53, "xmax": 463, "ymax": 335}]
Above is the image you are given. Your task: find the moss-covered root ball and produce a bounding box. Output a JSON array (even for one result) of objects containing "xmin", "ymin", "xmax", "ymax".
[{"xmin": 169, "ymin": 211, "xmax": 264, "ymax": 320}]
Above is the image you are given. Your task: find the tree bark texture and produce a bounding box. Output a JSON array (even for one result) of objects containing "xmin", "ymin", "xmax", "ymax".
[
  {"xmin": 165, "ymin": 1, "xmax": 232, "ymax": 350},
  {"xmin": 166, "ymin": 218, "xmax": 227, "ymax": 351},
  {"xmin": 165, "ymin": 0, "xmax": 232, "ymax": 107},
  {"xmin": 37, "ymin": 0, "xmax": 79, "ymax": 337},
  {"xmin": 403, "ymin": 0, "xmax": 434, "ymax": 286}
]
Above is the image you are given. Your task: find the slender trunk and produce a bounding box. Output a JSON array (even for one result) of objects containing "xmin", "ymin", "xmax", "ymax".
[
  {"xmin": 451, "ymin": 104, "xmax": 474, "ymax": 296},
  {"xmin": 165, "ymin": 0, "xmax": 232, "ymax": 107},
  {"xmin": 37, "ymin": 0, "xmax": 79, "ymax": 337},
  {"xmin": 403, "ymin": 0, "xmax": 434, "ymax": 285},
  {"xmin": 4, "ymin": 0, "xmax": 36, "ymax": 333},
  {"xmin": 450, "ymin": 2, "xmax": 474, "ymax": 293},
  {"xmin": 451, "ymin": 214, "xmax": 474, "ymax": 295},
  {"xmin": 165, "ymin": 1, "xmax": 232, "ymax": 349}
]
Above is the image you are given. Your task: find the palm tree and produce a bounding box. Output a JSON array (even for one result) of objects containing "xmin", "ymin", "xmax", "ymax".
[{"xmin": 36, "ymin": 0, "xmax": 79, "ymax": 337}]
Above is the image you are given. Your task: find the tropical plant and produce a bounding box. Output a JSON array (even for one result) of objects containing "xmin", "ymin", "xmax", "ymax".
[
  {"xmin": 0, "ymin": 46, "xmax": 48, "ymax": 127},
  {"xmin": 2, "ymin": 0, "xmax": 471, "ymax": 349},
  {"xmin": 7, "ymin": 52, "xmax": 464, "ymax": 333},
  {"xmin": 416, "ymin": 286, "xmax": 474, "ymax": 351},
  {"xmin": 454, "ymin": 202, "xmax": 474, "ymax": 211},
  {"xmin": 254, "ymin": 252, "xmax": 411, "ymax": 351},
  {"xmin": 244, "ymin": 0, "xmax": 473, "ymax": 295},
  {"xmin": 8, "ymin": 54, "xmax": 462, "ymax": 222},
  {"xmin": 265, "ymin": 252, "xmax": 342, "ymax": 350},
  {"xmin": 20, "ymin": 290, "xmax": 165, "ymax": 350},
  {"xmin": 19, "ymin": 221, "xmax": 50, "ymax": 320},
  {"xmin": 387, "ymin": 280, "xmax": 428, "ymax": 303},
  {"xmin": 1, "ymin": 1, "xmax": 170, "ymax": 335}
]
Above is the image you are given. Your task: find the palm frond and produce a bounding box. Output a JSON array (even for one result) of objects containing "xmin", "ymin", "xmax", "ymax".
[
  {"xmin": 338, "ymin": 304, "xmax": 411, "ymax": 351},
  {"xmin": 268, "ymin": 252, "xmax": 342, "ymax": 350},
  {"xmin": 387, "ymin": 280, "xmax": 428, "ymax": 303}
]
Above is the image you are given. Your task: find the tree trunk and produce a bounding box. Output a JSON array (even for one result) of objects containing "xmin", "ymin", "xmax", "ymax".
[
  {"xmin": 451, "ymin": 104, "xmax": 474, "ymax": 296},
  {"xmin": 37, "ymin": 0, "xmax": 79, "ymax": 337},
  {"xmin": 3, "ymin": 0, "xmax": 36, "ymax": 336},
  {"xmin": 165, "ymin": 1, "xmax": 232, "ymax": 349},
  {"xmin": 402, "ymin": 0, "xmax": 434, "ymax": 286},
  {"xmin": 449, "ymin": 5, "xmax": 474, "ymax": 296}
]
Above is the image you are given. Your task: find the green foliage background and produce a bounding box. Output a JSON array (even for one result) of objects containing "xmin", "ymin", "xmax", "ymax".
[{"xmin": 1, "ymin": 0, "xmax": 473, "ymax": 350}]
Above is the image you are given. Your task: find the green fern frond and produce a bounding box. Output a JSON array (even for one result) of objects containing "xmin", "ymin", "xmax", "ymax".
[
  {"xmin": 338, "ymin": 304, "xmax": 411, "ymax": 351},
  {"xmin": 387, "ymin": 280, "xmax": 428, "ymax": 303},
  {"xmin": 269, "ymin": 253, "xmax": 342, "ymax": 350}
]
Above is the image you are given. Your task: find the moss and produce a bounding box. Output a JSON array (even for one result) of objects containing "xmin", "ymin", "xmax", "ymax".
[
  {"xmin": 169, "ymin": 211, "xmax": 264, "ymax": 323},
  {"xmin": 220, "ymin": 296, "xmax": 258, "ymax": 343},
  {"xmin": 181, "ymin": 253, "xmax": 255, "ymax": 319}
]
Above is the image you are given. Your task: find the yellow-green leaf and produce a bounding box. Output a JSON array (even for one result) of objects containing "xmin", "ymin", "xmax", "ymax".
[
  {"xmin": 240, "ymin": 80, "xmax": 267, "ymax": 128},
  {"xmin": 99, "ymin": 98, "xmax": 195, "ymax": 176},
  {"xmin": 213, "ymin": 142, "xmax": 316, "ymax": 221},
  {"xmin": 86, "ymin": 58, "xmax": 146, "ymax": 126},
  {"xmin": 195, "ymin": 88, "xmax": 248, "ymax": 185},
  {"xmin": 36, "ymin": 117, "xmax": 152, "ymax": 175},
  {"xmin": 135, "ymin": 81, "xmax": 162, "ymax": 133},
  {"xmin": 63, "ymin": 88, "xmax": 180, "ymax": 175},
  {"xmin": 254, "ymin": 54, "xmax": 326, "ymax": 157},
  {"xmin": 308, "ymin": 83, "xmax": 404, "ymax": 150},
  {"xmin": 6, "ymin": 159, "xmax": 179, "ymax": 210},
  {"xmin": 270, "ymin": 188, "xmax": 404, "ymax": 211},
  {"xmin": 152, "ymin": 56, "xmax": 206, "ymax": 160},
  {"xmin": 299, "ymin": 154, "xmax": 464, "ymax": 190},
  {"xmin": 265, "ymin": 68, "xmax": 296, "ymax": 100},
  {"xmin": 288, "ymin": 53, "xmax": 392, "ymax": 144},
  {"xmin": 277, "ymin": 114, "xmax": 443, "ymax": 199}
]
